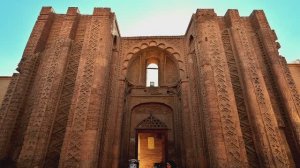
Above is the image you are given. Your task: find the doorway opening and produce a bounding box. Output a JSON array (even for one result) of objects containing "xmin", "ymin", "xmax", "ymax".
[{"xmin": 136, "ymin": 130, "xmax": 167, "ymax": 168}]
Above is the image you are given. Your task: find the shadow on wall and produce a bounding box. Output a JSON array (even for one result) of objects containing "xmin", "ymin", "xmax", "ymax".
[{"xmin": 0, "ymin": 158, "xmax": 16, "ymax": 168}]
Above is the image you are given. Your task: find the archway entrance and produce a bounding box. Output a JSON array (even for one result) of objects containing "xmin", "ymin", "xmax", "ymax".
[{"xmin": 135, "ymin": 115, "xmax": 169, "ymax": 168}]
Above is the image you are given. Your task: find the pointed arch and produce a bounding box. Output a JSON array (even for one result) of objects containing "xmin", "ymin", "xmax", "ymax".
[{"xmin": 122, "ymin": 40, "xmax": 186, "ymax": 81}]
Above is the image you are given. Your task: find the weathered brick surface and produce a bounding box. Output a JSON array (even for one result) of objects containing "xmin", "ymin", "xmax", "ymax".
[{"xmin": 0, "ymin": 6, "xmax": 300, "ymax": 168}]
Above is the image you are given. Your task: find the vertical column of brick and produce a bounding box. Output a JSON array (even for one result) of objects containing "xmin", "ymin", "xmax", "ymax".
[
  {"xmin": 0, "ymin": 7, "xmax": 54, "ymax": 160},
  {"xmin": 250, "ymin": 10, "xmax": 300, "ymax": 152},
  {"xmin": 223, "ymin": 10, "xmax": 261, "ymax": 167},
  {"xmin": 44, "ymin": 8, "xmax": 85, "ymax": 168},
  {"xmin": 82, "ymin": 8, "xmax": 113, "ymax": 168},
  {"xmin": 172, "ymin": 93, "xmax": 184, "ymax": 166},
  {"xmin": 226, "ymin": 9, "xmax": 291, "ymax": 167},
  {"xmin": 17, "ymin": 8, "xmax": 79, "ymax": 167},
  {"xmin": 180, "ymin": 81, "xmax": 198, "ymax": 167},
  {"xmin": 184, "ymin": 37, "xmax": 207, "ymax": 167},
  {"xmin": 59, "ymin": 8, "xmax": 113, "ymax": 168},
  {"xmin": 194, "ymin": 9, "xmax": 248, "ymax": 167},
  {"xmin": 23, "ymin": 7, "xmax": 55, "ymax": 55},
  {"xmin": 111, "ymin": 40, "xmax": 126, "ymax": 168},
  {"xmin": 110, "ymin": 83, "xmax": 125, "ymax": 167},
  {"xmin": 98, "ymin": 34, "xmax": 121, "ymax": 167},
  {"xmin": 0, "ymin": 74, "xmax": 19, "ymax": 157}
]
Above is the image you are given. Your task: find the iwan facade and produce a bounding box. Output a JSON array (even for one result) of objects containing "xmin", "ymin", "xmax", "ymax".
[{"xmin": 0, "ymin": 7, "xmax": 300, "ymax": 168}]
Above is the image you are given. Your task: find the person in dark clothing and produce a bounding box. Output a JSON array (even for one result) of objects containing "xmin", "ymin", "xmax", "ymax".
[{"xmin": 166, "ymin": 160, "xmax": 177, "ymax": 168}]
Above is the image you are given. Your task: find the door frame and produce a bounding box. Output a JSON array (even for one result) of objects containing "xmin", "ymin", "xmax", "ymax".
[{"xmin": 135, "ymin": 129, "xmax": 169, "ymax": 164}]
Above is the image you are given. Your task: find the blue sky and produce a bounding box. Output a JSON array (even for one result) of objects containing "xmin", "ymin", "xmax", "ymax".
[{"xmin": 0, "ymin": 0, "xmax": 299, "ymax": 76}]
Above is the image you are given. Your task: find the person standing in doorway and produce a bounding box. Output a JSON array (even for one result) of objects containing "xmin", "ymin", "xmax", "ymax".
[{"xmin": 166, "ymin": 160, "xmax": 177, "ymax": 168}]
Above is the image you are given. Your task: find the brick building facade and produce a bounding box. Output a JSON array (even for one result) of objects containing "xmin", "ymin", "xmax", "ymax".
[{"xmin": 0, "ymin": 7, "xmax": 300, "ymax": 167}]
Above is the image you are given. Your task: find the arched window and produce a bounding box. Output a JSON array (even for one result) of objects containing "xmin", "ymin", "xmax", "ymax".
[{"xmin": 146, "ymin": 63, "xmax": 158, "ymax": 87}]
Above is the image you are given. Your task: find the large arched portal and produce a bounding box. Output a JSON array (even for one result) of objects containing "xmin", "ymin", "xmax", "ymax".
[
  {"xmin": 120, "ymin": 46, "xmax": 183, "ymax": 167},
  {"xmin": 126, "ymin": 46, "xmax": 180, "ymax": 87}
]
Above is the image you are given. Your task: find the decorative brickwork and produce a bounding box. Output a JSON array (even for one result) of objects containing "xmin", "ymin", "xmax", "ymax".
[
  {"xmin": 44, "ymin": 13, "xmax": 83, "ymax": 167},
  {"xmin": 226, "ymin": 9, "xmax": 290, "ymax": 167},
  {"xmin": 137, "ymin": 114, "xmax": 168, "ymax": 129},
  {"xmin": 222, "ymin": 30, "xmax": 260, "ymax": 167},
  {"xmin": 0, "ymin": 7, "xmax": 299, "ymax": 168},
  {"xmin": 62, "ymin": 17, "xmax": 102, "ymax": 167}
]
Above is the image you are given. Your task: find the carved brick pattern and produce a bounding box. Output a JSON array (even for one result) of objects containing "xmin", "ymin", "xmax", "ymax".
[
  {"xmin": 222, "ymin": 30, "xmax": 260, "ymax": 167},
  {"xmin": 279, "ymin": 56, "xmax": 300, "ymax": 109},
  {"xmin": 10, "ymin": 17, "xmax": 64, "ymax": 164},
  {"xmin": 25, "ymin": 21, "xmax": 47, "ymax": 54},
  {"xmin": 85, "ymin": 17, "xmax": 108, "ymax": 132},
  {"xmin": 236, "ymin": 26, "xmax": 290, "ymax": 167},
  {"xmin": 8, "ymin": 54, "xmax": 41, "ymax": 161},
  {"xmin": 17, "ymin": 38, "xmax": 65, "ymax": 166},
  {"xmin": 253, "ymin": 32, "xmax": 286, "ymax": 127},
  {"xmin": 44, "ymin": 16, "xmax": 64, "ymax": 50},
  {"xmin": 0, "ymin": 74, "xmax": 19, "ymax": 157},
  {"xmin": 0, "ymin": 53, "xmax": 39, "ymax": 160},
  {"xmin": 0, "ymin": 74, "xmax": 19, "ymax": 123},
  {"xmin": 64, "ymin": 17, "xmax": 102, "ymax": 166},
  {"xmin": 207, "ymin": 24, "xmax": 243, "ymax": 167},
  {"xmin": 255, "ymin": 32, "xmax": 300, "ymax": 163},
  {"xmin": 83, "ymin": 17, "xmax": 116, "ymax": 167},
  {"xmin": 43, "ymin": 15, "xmax": 84, "ymax": 168},
  {"xmin": 0, "ymin": 14, "xmax": 53, "ymax": 160},
  {"xmin": 279, "ymin": 57, "xmax": 300, "ymax": 142},
  {"xmin": 44, "ymin": 40, "xmax": 83, "ymax": 167},
  {"xmin": 16, "ymin": 17, "xmax": 62, "ymax": 167},
  {"xmin": 86, "ymin": 18, "xmax": 111, "ymax": 167}
]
